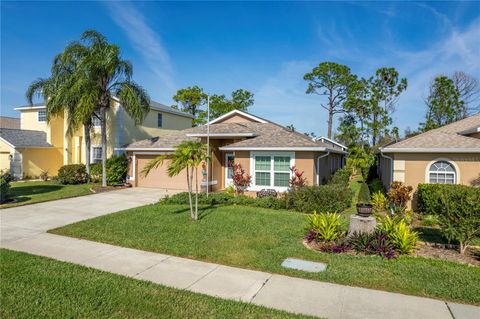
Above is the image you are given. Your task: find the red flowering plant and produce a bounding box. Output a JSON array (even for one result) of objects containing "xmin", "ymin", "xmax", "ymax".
[
  {"xmin": 289, "ymin": 165, "xmax": 307, "ymax": 188},
  {"xmin": 232, "ymin": 163, "xmax": 252, "ymax": 195}
]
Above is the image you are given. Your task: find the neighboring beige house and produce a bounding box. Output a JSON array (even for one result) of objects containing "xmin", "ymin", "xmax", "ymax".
[
  {"xmin": 379, "ymin": 113, "xmax": 480, "ymax": 208},
  {"xmin": 119, "ymin": 109, "xmax": 347, "ymax": 194},
  {"xmin": 0, "ymin": 100, "xmax": 193, "ymax": 178},
  {"xmin": 0, "ymin": 116, "xmax": 20, "ymax": 129}
]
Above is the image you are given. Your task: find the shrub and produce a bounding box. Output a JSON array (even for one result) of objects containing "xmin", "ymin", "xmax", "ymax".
[
  {"xmin": 57, "ymin": 164, "xmax": 86, "ymax": 184},
  {"xmin": 371, "ymin": 191, "xmax": 388, "ymax": 212},
  {"xmin": 387, "ymin": 181, "xmax": 413, "ymax": 213},
  {"xmin": 421, "ymin": 214, "xmax": 440, "ymax": 227},
  {"xmin": 348, "ymin": 230, "xmax": 395, "ymax": 259},
  {"xmin": 160, "ymin": 192, "xmax": 287, "ymax": 210},
  {"xmin": 289, "ymin": 165, "xmax": 307, "ymax": 187},
  {"xmin": 90, "ymin": 163, "xmax": 102, "ymax": 183},
  {"xmin": 368, "ymin": 178, "xmax": 385, "ymax": 194},
  {"xmin": 88, "ymin": 155, "xmax": 129, "ymax": 185},
  {"xmin": 224, "ymin": 184, "xmax": 235, "ymax": 195},
  {"xmin": 39, "ymin": 170, "xmax": 49, "ymax": 181},
  {"xmin": 357, "ymin": 182, "xmax": 371, "ymax": 204},
  {"xmin": 329, "ymin": 167, "xmax": 351, "ymax": 187},
  {"xmin": 417, "ymin": 184, "xmax": 480, "ymax": 254},
  {"xmin": 232, "ymin": 163, "xmax": 251, "ymax": 195},
  {"xmin": 305, "ymin": 211, "xmax": 343, "ymax": 243},
  {"xmin": 106, "ymin": 155, "xmax": 128, "ymax": 184},
  {"xmin": 0, "ymin": 170, "xmax": 14, "ymax": 203},
  {"xmin": 286, "ymin": 184, "xmax": 353, "ymax": 213},
  {"xmin": 377, "ymin": 215, "xmax": 418, "ymax": 255}
]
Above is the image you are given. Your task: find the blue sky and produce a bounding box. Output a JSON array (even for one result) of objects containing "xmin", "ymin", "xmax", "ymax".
[{"xmin": 2, "ymin": 1, "xmax": 479, "ymax": 136}]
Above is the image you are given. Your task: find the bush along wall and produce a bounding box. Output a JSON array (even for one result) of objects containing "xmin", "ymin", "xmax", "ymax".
[
  {"xmin": 57, "ymin": 164, "xmax": 87, "ymax": 185},
  {"xmin": 89, "ymin": 155, "xmax": 129, "ymax": 185},
  {"xmin": 416, "ymin": 184, "xmax": 480, "ymax": 254}
]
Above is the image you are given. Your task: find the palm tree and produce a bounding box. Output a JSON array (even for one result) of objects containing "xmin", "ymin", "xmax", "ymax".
[
  {"xmin": 27, "ymin": 30, "xmax": 150, "ymax": 187},
  {"xmin": 26, "ymin": 42, "xmax": 95, "ymax": 180},
  {"xmin": 142, "ymin": 141, "xmax": 207, "ymax": 220}
]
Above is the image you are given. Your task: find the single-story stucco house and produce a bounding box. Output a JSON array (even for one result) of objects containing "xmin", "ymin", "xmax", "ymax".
[
  {"xmin": 118, "ymin": 109, "xmax": 347, "ymax": 193},
  {"xmin": 379, "ymin": 112, "xmax": 480, "ymax": 208}
]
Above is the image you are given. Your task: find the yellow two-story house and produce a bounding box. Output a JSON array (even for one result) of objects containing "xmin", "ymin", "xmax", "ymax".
[{"xmin": 0, "ymin": 100, "xmax": 193, "ymax": 179}]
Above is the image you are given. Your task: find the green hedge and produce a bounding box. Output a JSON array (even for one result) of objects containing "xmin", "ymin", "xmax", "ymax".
[
  {"xmin": 57, "ymin": 164, "xmax": 86, "ymax": 185},
  {"xmin": 160, "ymin": 192, "xmax": 287, "ymax": 210},
  {"xmin": 357, "ymin": 182, "xmax": 371, "ymax": 204},
  {"xmin": 417, "ymin": 184, "xmax": 480, "ymax": 215},
  {"xmin": 89, "ymin": 155, "xmax": 129, "ymax": 185},
  {"xmin": 286, "ymin": 184, "xmax": 353, "ymax": 213},
  {"xmin": 417, "ymin": 184, "xmax": 480, "ymax": 252},
  {"xmin": 329, "ymin": 168, "xmax": 351, "ymax": 187}
]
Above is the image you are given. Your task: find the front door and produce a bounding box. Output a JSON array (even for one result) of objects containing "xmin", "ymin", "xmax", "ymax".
[{"xmin": 225, "ymin": 153, "xmax": 235, "ymax": 186}]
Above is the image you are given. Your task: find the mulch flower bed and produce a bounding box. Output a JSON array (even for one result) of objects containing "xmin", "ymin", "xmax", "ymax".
[
  {"xmin": 304, "ymin": 238, "xmax": 480, "ymax": 266},
  {"xmin": 415, "ymin": 243, "xmax": 480, "ymax": 266},
  {"xmin": 90, "ymin": 184, "xmax": 131, "ymax": 193}
]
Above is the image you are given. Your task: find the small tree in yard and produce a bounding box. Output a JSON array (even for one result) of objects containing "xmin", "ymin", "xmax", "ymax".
[
  {"xmin": 142, "ymin": 141, "xmax": 207, "ymax": 221},
  {"xmin": 232, "ymin": 163, "xmax": 251, "ymax": 196},
  {"xmin": 436, "ymin": 187, "xmax": 480, "ymax": 254}
]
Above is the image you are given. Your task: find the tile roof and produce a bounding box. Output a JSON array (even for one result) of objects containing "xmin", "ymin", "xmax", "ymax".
[
  {"xmin": 122, "ymin": 118, "xmax": 345, "ymax": 152},
  {"xmin": 382, "ymin": 113, "xmax": 480, "ymax": 151},
  {"xmin": 0, "ymin": 129, "xmax": 52, "ymax": 148},
  {"xmin": 0, "ymin": 116, "xmax": 20, "ymax": 129}
]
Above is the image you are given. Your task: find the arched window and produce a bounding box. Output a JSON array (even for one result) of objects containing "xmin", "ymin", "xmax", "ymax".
[{"xmin": 428, "ymin": 161, "xmax": 456, "ymax": 184}]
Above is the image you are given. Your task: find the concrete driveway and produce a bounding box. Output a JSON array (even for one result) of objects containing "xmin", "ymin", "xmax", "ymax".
[{"xmin": 0, "ymin": 187, "xmax": 172, "ymax": 244}]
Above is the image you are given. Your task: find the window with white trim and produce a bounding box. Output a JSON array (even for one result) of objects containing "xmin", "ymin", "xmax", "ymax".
[
  {"xmin": 428, "ymin": 161, "xmax": 456, "ymax": 184},
  {"xmin": 92, "ymin": 115, "xmax": 101, "ymax": 128},
  {"xmin": 253, "ymin": 155, "xmax": 291, "ymax": 188},
  {"xmin": 38, "ymin": 110, "xmax": 46, "ymax": 122},
  {"xmin": 92, "ymin": 147, "xmax": 102, "ymax": 164}
]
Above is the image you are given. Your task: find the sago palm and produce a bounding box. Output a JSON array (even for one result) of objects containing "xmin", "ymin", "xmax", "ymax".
[
  {"xmin": 142, "ymin": 141, "xmax": 207, "ymax": 220},
  {"xmin": 27, "ymin": 30, "xmax": 150, "ymax": 187}
]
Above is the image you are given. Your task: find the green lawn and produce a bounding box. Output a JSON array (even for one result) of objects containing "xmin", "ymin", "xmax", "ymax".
[
  {"xmin": 0, "ymin": 249, "xmax": 312, "ymax": 319},
  {"xmin": 343, "ymin": 175, "xmax": 363, "ymax": 215},
  {"xmin": 52, "ymin": 204, "xmax": 480, "ymax": 305},
  {"xmin": 1, "ymin": 181, "xmax": 93, "ymax": 208}
]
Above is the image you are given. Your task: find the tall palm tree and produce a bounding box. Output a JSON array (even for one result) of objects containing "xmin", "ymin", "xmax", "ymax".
[
  {"xmin": 27, "ymin": 30, "xmax": 150, "ymax": 187},
  {"xmin": 142, "ymin": 141, "xmax": 207, "ymax": 220},
  {"xmin": 26, "ymin": 42, "xmax": 95, "ymax": 180}
]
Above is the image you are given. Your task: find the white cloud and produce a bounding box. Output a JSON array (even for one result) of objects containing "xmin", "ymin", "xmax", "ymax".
[{"xmin": 104, "ymin": 1, "xmax": 175, "ymax": 91}]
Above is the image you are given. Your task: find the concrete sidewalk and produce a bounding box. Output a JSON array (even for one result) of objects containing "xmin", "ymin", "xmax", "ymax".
[{"xmin": 1, "ymin": 188, "xmax": 478, "ymax": 319}]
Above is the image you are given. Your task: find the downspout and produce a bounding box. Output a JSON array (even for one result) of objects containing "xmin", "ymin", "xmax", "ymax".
[
  {"xmin": 380, "ymin": 151, "xmax": 393, "ymax": 186},
  {"xmin": 316, "ymin": 151, "xmax": 330, "ymax": 185}
]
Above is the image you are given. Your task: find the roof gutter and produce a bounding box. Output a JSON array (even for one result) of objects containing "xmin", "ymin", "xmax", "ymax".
[
  {"xmin": 381, "ymin": 147, "xmax": 480, "ymax": 153},
  {"xmin": 115, "ymin": 147, "xmax": 176, "ymax": 151},
  {"xmin": 218, "ymin": 146, "xmax": 346, "ymax": 154}
]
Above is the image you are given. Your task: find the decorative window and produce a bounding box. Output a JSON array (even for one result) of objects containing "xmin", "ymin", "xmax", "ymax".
[
  {"xmin": 253, "ymin": 154, "xmax": 292, "ymax": 189},
  {"xmin": 92, "ymin": 115, "xmax": 101, "ymax": 128},
  {"xmin": 92, "ymin": 147, "xmax": 102, "ymax": 164},
  {"xmin": 38, "ymin": 110, "xmax": 46, "ymax": 122},
  {"xmin": 428, "ymin": 161, "xmax": 456, "ymax": 184},
  {"xmin": 157, "ymin": 113, "xmax": 163, "ymax": 128}
]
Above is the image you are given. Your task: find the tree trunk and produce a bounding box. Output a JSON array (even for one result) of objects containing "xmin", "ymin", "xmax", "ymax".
[
  {"xmin": 84, "ymin": 124, "xmax": 91, "ymax": 183},
  {"xmin": 194, "ymin": 166, "xmax": 199, "ymax": 221},
  {"xmin": 372, "ymin": 113, "xmax": 378, "ymax": 146},
  {"xmin": 100, "ymin": 107, "xmax": 107, "ymax": 188},
  {"xmin": 460, "ymin": 242, "xmax": 467, "ymax": 255},
  {"xmin": 327, "ymin": 93, "xmax": 334, "ymax": 139},
  {"xmin": 186, "ymin": 166, "xmax": 194, "ymax": 219}
]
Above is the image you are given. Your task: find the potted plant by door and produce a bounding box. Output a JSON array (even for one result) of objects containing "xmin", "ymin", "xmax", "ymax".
[{"xmin": 356, "ymin": 182, "xmax": 373, "ymax": 217}]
